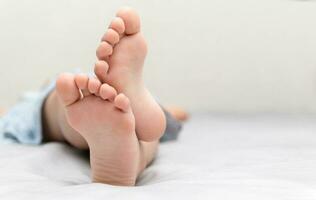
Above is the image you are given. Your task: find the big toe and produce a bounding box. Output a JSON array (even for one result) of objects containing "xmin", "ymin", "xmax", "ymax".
[
  {"xmin": 56, "ymin": 73, "xmax": 80, "ymax": 106},
  {"xmin": 116, "ymin": 7, "xmax": 141, "ymax": 35}
]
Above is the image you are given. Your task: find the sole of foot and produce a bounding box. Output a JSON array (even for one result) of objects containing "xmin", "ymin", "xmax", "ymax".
[
  {"xmin": 56, "ymin": 73, "xmax": 140, "ymax": 186},
  {"xmin": 95, "ymin": 7, "xmax": 166, "ymax": 142}
]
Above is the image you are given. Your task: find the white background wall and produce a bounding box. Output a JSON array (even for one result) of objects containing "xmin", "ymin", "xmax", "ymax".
[{"xmin": 0, "ymin": 0, "xmax": 316, "ymax": 113}]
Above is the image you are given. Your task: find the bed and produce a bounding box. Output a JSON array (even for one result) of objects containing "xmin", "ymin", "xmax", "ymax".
[{"xmin": 1, "ymin": 113, "xmax": 316, "ymax": 199}]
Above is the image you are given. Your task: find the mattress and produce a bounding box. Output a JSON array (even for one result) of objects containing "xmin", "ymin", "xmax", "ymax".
[{"xmin": 1, "ymin": 113, "xmax": 316, "ymax": 199}]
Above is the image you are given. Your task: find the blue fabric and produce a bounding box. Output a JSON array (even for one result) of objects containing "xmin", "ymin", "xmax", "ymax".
[
  {"xmin": 0, "ymin": 78, "xmax": 181, "ymax": 144},
  {"xmin": 0, "ymin": 81, "xmax": 55, "ymax": 144}
]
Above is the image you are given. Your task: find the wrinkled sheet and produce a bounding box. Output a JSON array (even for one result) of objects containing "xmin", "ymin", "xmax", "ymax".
[{"xmin": 1, "ymin": 114, "xmax": 316, "ymax": 200}]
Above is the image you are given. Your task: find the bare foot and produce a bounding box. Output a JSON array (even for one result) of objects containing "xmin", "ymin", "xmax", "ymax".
[
  {"xmin": 56, "ymin": 73, "xmax": 140, "ymax": 186},
  {"xmin": 165, "ymin": 106, "xmax": 189, "ymax": 122},
  {"xmin": 95, "ymin": 7, "xmax": 166, "ymax": 142}
]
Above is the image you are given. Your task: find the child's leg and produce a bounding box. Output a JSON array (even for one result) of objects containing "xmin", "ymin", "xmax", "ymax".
[{"xmin": 39, "ymin": 7, "xmax": 186, "ymax": 186}]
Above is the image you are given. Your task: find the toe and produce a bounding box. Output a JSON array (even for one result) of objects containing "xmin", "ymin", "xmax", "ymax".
[
  {"xmin": 109, "ymin": 17, "xmax": 125, "ymax": 35},
  {"xmin": 116, "ymin": 7, "xmax": 141, "ymax": 35},
  {"xmin": 114, "ymin": 93, "xmax": 131, "ymax": 112},
  {"xmin": 99, "ymin": 84, "xmax": 118, "ymax": 101},
  {"xmin": 102, "ymin": 28, "xmax": 120, "ymax": 45},
  {"xmin": 96, "ymin": 42, "xmax": 113, "ymax": 60},
  {"xmin": 94, "ymin": 60, "xmax": 109, "ymax": 83},
  {"xmin": 56, "ymin": 73, "xmax": 80, "ymax": 106},
  {"xmin": 88, "ymin": 77, "xmax": 102, "ymax": 95},
  {"xmin": 75, "ymin": 74, "xmax": 90, "ymax": 97}
]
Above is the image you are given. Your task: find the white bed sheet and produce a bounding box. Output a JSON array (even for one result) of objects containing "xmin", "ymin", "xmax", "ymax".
[{"xmin": 1, "ymin": 114, "xmax": 316, "ymax": 200}]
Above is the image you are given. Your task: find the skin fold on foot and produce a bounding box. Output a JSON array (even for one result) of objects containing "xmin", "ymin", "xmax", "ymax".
[{"xmin": 94, "ymin": 7, "xmax": 166, "ymax": 142}]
